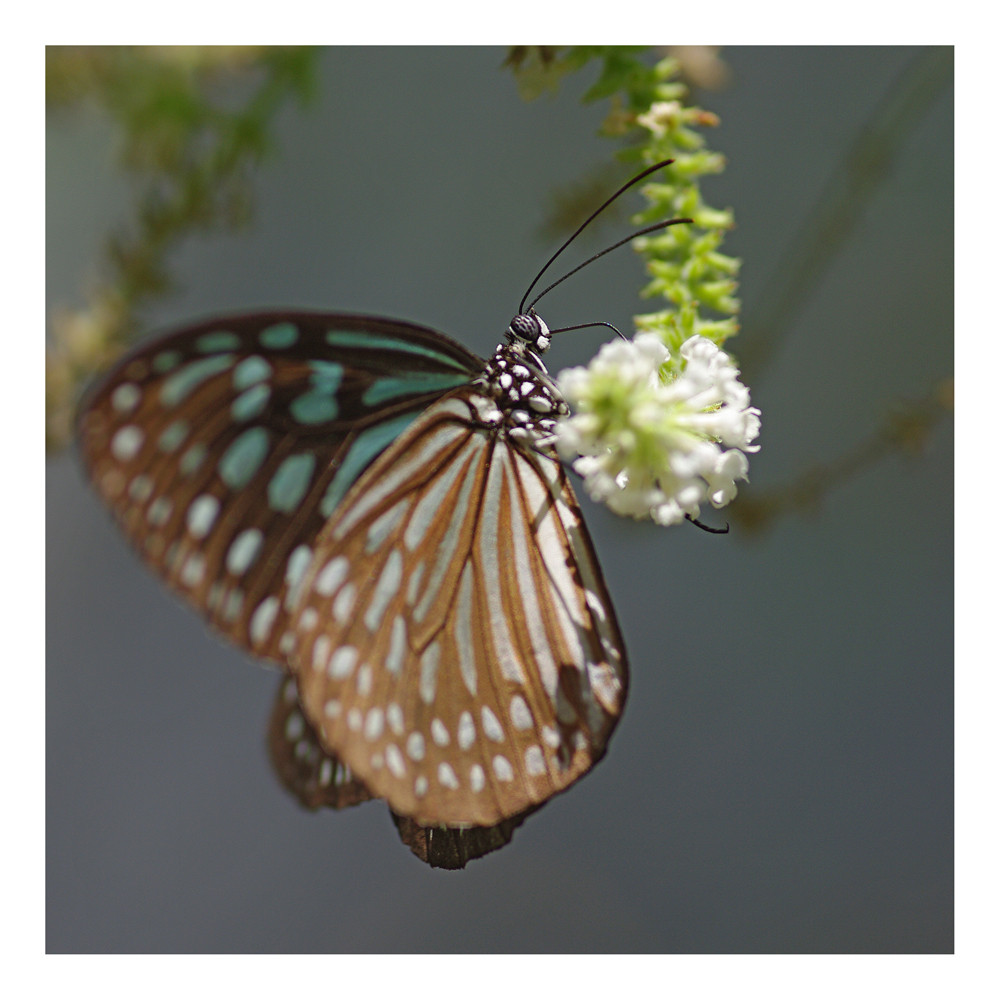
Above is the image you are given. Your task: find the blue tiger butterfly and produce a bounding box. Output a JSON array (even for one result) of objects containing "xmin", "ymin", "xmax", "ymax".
[{"xmin": 77, "ymin": 160, "xmax": 687, "ymax": 832}]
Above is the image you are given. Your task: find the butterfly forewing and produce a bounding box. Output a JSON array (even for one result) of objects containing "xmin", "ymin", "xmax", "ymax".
[
  {"xmin": 77, "ymin": 312, "xmax": 479, "ymax": 662},
  {"xmin": 290, "ymin": 385, "xmax": 628, "ymax": 827}
]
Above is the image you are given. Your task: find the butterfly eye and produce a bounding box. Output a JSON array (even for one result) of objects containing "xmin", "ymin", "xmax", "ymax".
[
  {"xmin": 508, "ymin": 313, "xmax": 537, "ymax": 339},
  {"xmin": 507, "ymin": 313, "xmax": 550, "ymax": 351}
]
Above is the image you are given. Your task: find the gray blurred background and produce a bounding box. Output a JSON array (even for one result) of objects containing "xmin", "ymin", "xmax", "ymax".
[{"xmin": 46, "ymin": 47, "xmax": 953, "ymax": 952}]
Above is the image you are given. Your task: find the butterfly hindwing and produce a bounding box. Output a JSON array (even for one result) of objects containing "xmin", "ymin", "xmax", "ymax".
[
  {"xmin": 77, "ymin": 312, "xmax": 480, "ymax": 662},
  {"xmin": 268, "ymin": 674, "xmax": 376, "ymax": 810},
  {"xmin": 289, "ymin": 385, "xmax": 628, "ymax": 827},
  {"xmin": 269, "ymin": 675, "xmax": 535, "ymax": 868}
]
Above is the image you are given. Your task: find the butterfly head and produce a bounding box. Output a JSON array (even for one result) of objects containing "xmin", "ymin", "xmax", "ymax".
[{"xmin": 506, "ymin": 311, "xmax": 551, "ymax": 353}]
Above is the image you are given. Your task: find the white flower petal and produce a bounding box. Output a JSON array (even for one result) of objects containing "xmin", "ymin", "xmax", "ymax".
[{"xmin": 554, "ymin": 332, "xmax": 761, "ymax": 526}]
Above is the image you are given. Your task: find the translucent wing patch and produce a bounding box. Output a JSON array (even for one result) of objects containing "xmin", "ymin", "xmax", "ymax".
[
  {"xmin": 77, "ymin": 312, "xmax": 479, "ymax": 663},
  {"xmin": 290, "ymin": 385, "xmax": 628, "ymax": 827}
]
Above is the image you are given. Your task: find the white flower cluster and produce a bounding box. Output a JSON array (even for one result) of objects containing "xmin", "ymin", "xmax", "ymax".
[{"xmin": 555, "ymin": 333, "xmax": 761, "ymax": 526}]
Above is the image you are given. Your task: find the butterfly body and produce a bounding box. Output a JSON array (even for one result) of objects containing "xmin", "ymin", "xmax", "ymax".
[{"xmin": 78, "ymin": 310, "xmax": 628, "ymax": 827}]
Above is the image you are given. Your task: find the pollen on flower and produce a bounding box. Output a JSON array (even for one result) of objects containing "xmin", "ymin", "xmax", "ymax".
[{"xmin": 554, "ymin": 333, "xmax": 760, "ymax": 526}]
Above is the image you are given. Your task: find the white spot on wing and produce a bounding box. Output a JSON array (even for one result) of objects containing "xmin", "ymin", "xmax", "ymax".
[
  {"xmin": 328, "ymin": 646, "xmax": 358, "ymax": 679},
  {"xmin": 406, "ymin": 562, "xmax": 425, "ymax": 605},
  {"xmin": 406, "ymin": 732, "xmax": 425, "ymax": 761},
  {"xmin": 386, "ymin": 616, "xmax": 407, "ymax": 675},
  {"xmin": 481, "ymin": 705, "xmax": 504, "ymax": 743},
  {"xmin": 387, "ymin": 703, "xmax": 404, "ymax": 735},
  {"xmin": 506, "ymin": 452, "xmax": 560, "ymax": 699},
  {"xmin": 250, "ymin": 596, "xmax": 279, "ymax": 645},
  {"xmin": 147, "ymin": 496, "xmax": 172, "ymax": 527},
  {"xmin": 365, "ymin": 499, "xmax": 411, "ymax": 554},
  {"xmin": 332, "ymin": 583, "xmax": 356, "ymax": 625},
  {"xmin": 493, "ymin": 755, "xmax": 514, "ymax": 782},
  {"xmin": 365, "ymin": 549, "xmax": 403, "ymax": 632},
  {"xmin": 111, "ymin": 383, "xmax": 141, "ymax": 413},
  {"xmin": 315, "ymin": 556, "xmax": 349, "ymax": 596},
  {"xmin": 510, "ymin": 694, "xmax": 533, "ymax": 731},
  {"xmin": 284, "ymin": 712, "xmax": 304, "ymax": 742},
  {"xmin": 478, "ymin": 453, "xmax": 528, "ymax": 685},
  {"xmin": 419, "ymin": 642, "xmax": 440, "ymax": 704},
  {"xmin": 319, "ymin": 759, "xmax": 333, "ymax": 786},
  {"xmin": 469, "ymin": 764, "xmax": 485, "ymax": 793},
  {"xmin": 404, "ymin": 444, "xmax": 475, "ymax": 551},
  {"xmin": 180, "ymin": 552, "xmax": 205, "ymax": 588},
  {"xmin": 525, "ymin": 745, "xmax": 546, "ymax": 776},
  {"xmin": 386, "ymin": 744, "xmax": 406, "ymax": 778},
  {"xmin": 282, "ymin": 545, "xmax": 311, "ymax": 590},
  {"xmin": 438, "ymin": 762, "xmax": 459, "ymax": 789},
  {"xmin": 186, "ymin": 494, "xmax": 219, "ymax": 539},
  {"xmin": 111, "ymin": 425, "xmax": 144, "ymax": 462},
  {"xmin": 455, "ymin": 563, "xmax": 477, "ymax": 697},
  {"xmin": 356, "ymin": 663, "xmax": 373, "ymax": 696},
  {"xmin": 227, "ymin": 528, "xmax": 263, "ymax": 575},
  {"xmin": 412, "ymin": 444, "xmax": 485, "ymax": 623},
  {"xmin": 128, "ymin": 475, "xmax": 153, "ymax": 503},
  {"xmin": 363, "ymin": 708, "xmax": 384, "ymax": 741},
  {"xmin": 458, "ymin": 711, "xmax": 475, "ymax": 751},
  {"xmin": 585, "ymin": 589, "xmax": 608, "ymax": 623},
  {"xmin": 311, "ymin": 635, "xmax": 331, "ymax": 672}
]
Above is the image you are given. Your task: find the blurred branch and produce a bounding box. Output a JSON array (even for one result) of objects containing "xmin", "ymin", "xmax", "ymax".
[
  {"xmin": 732, "ymin": 378, "xmax": 953, "ymax": 535},
  {"xmin": 738, "ymin": 47, "xmax": 953, "ymax": 386},
  {"xmin": 730, "ymin": 47, "xmax": 953, "ymax": 534},
  {"xmin": 46, "ymin": 46, "xmax": 318, "ymax": 452}
]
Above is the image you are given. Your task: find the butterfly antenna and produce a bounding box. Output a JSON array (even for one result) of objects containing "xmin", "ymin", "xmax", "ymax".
[
  {"xmin": 685, "ymin": 514, "xmax": 730, "ymax": 535},
  {"xmin": 525, "ymin": 216, "xmax": 692, "ymax": 314},
  {"xmin": 518, "ymin": 159, "xmax": 679, "ymax": 315},
  {"xmin": 548, "ymin": 320, "xmax": 627, "ymax": 342}
]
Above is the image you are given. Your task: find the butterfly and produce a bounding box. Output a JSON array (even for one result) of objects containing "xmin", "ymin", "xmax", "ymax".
[{"xmin": 76, "ymin": 160, "xmax": 685, "ymax": 831}]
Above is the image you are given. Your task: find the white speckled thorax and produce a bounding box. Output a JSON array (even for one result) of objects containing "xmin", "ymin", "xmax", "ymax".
[{"xmin": 472, "ymin": 312, "xmax": 569, "ymax": 445}]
